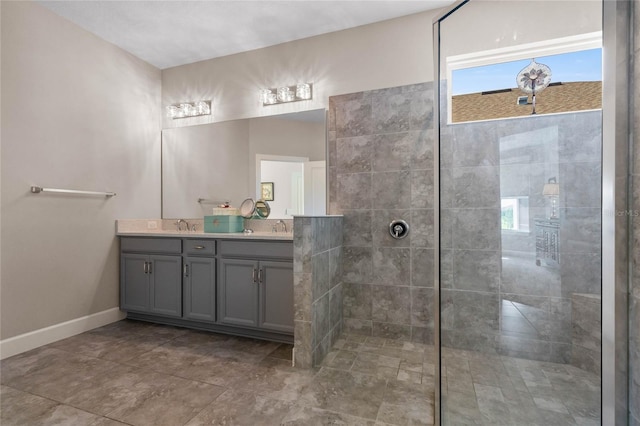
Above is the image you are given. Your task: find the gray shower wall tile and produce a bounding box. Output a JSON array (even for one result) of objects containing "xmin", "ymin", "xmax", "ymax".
[
  {"xmin": 342, "ymin": 210, "xmax": 372, "ymax": 247},
  {"xmin": 372, "ymin": 170, "xmax": 411, "ymax": 209},
  {"xmin": 312, "ymin": 218, "xmax": 331, "ymax": 254},
  {"xmin": 559, "ymin": 162, "xmax": 602, "ymax": 208},
  {"xmin": 344, "ymin": 318, "xmax": 373, "ymax": 336},
  {"xmin": 372, "ymin": 247, "xmax": 411, "ymax": 286},
  {"xmin": 329, "ymin": 217, "xmax": 343, "ymax": 249},
  {"xmin": 342, "ymin": 246, "xmax": 373, "ymax": 284},
  {"xmin": 411, "ymin": 287, "xmax": 434, "ymax": 328},
  {"xmin": 559, "ymin": 252, "xmax": 601, "ymax": 296},
  {"xmin": 441, "ymin": 330, "xmax": 499, "ymax": 355},
  {"xmin": 410, "ymin": 209, "xmax": 435, "ymax": 248},
  {"xmin": 312, "ymin": 251, "xmax": 331, "ymax": 301},
  {"xmin": 411, "ymin": 326, "xmax": 434, "ymax": 345},
  {"xmin": 440, "ymin": 248, "xmax": 454, "ymax": 289},
  {"xmin": 313, "ymin": 293, "xmax": 331, "ymax": 349},
  {"xmin": 452, "ymin": 249, "xmax": 500, "ymax": 293},
  {"xmin": 441, "ymin": 289, "xmax": 499, "ymax": 335},
  {"xmin": 452, "ymin": 208, "xmax": 501, "ymax": 251},
  {"xmin": 329, "ymin": 284, "xmax": 343, "ymax": 330},
  {"xmin": 450, "ymin": 123, "xmax": 499, "ymax": 167},
  {"xmin": 409, "ymin": 85, "xmax": 435, "ymax": 131},
  {"xmin": 328, "ymin": 167, "xmax": 338, "ymax": 214},
  {"xmin": 328, "ymin": 246, "xmax": 343, "ymax": 289},
  {"xmin": 499, "ymin": 164, "xmax": 532, "ymax": 199},
  {"xmin": 336, "ymin": 136, "xmax": 373, "ymax": 173},
  {"xmin": 372, "ymin": 322, "xmax": 411, "ymax": 340},
  {"xmin": 334, "ymin": 98, "xmax": 373, "ymax": 138},
  {"xmin": 452, "ymin": 166, "xmax": 500, "ymax": 209},
  {"xmin": 411, "ymin": 129, "xmax": 435, "ymax": 170},
  {"xmin": 560, "ymin": 207, "xmax": 602, "ymax": 255},
  {"xmin": 337, "ymin": 172, "xmax": 372, "ymax": 210},
  {"xmin": 371, "ymin": 285, "xmax": 411, "ymax": 325},
  {"xmin": 500, "ymin": 251, "xmax": 557, "ymax": 297},
  {"xmin": 411, "ymin": 248, "xmax": 434, "ymax": 287},
  {"xmin": 343, "ymin": 282, "xmax": 372, "ymax": 320},
  {"xmin": 501, "ymin": 231, "xmax": 536, "ymax": 253},
  {"xmin": 411, "ymin": 169, "xmax": 435, "ymax": 209},
  {"xmin": 372, "ymin": 132, "xmax": 416, "ymax": 172},
  {"xmin": 371, "ymin": 92, "xmax": 412, "ymax": 134},
  {"xmin": 294, "ymin": 272, "xmax": 312, "ymax": 321},
  {"xmin": 294, "ymin": 320, "xmax": 312, "ymax": 368},
  {"xmin": 293, "ymin": 218, "xmax": 312, "ymax": 273},
  {"xmin": 558, "ymin": 111, "xmax": 602, "ymax": 164},
  {"xmin": 328, "ymin": 130, "xmax": 337, "ymax": 167},
  {"xmin": 498, "ymin": 335, "xmax": 551, "ymax": 362},
  {"xmin": 499, "ymin": 124, "xmax": 560, "ymax": 166}
]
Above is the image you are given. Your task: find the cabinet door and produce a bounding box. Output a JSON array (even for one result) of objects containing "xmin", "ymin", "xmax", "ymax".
[
  {"xmin": 184, "ymin": 256, "xmax": 216, "ymax": 322},
  {"xmin": 259, "ymin": 260, "xmax": 294, "ymax": 333},
  {"xmin": 218, "ymin": 258, "xmax": 259, "ymax": 328},
  {"xmin": 149, "ymin": 255, "xmax": 182, "ymax": 318},
  {"xmin": 121, "ymin": 254, "xmax": 150, "ymax": 312}
]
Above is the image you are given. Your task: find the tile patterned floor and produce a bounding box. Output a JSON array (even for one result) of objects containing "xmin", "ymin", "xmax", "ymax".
[
  {"xmin": 0, "ymin": 320, "xmax": 434, "ymax": 426},
  {"xmin": 0, "ymin": 320, "xmax": 600, "ymax": 426},
  {"xmin": 440, "ymin": 348, "xmax": 601, "ymax": 426}
]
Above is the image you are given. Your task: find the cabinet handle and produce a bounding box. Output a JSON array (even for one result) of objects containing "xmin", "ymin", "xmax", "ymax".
[
  {"xmin": 258, "ymin": 268, "xmax": 263, "ymax": 284},
  {"xmin": 193, "ymin": 245, "xmax": 206, "ymax": 250},
  {"xmin": 143, "ymin": 262, "xmax": 148, "ymax": 274},
  {"xmin": 252, "ymin": 268, "xmax": 257, "ymax": 283},
  {"xmin": 148, "ymin": 262, "xmax": 152, "ymax": 274},
  {"xmin": 184, "ymin": 264, "xmax": 189, "ymax": 277}
]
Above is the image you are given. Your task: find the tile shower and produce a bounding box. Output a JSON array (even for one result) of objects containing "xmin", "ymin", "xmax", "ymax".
[
  {"xmin": 327, "ymin": 83, "xmax": 435, "ymax": 343},
  {"xmin": 325, "ymin": 81, "xmax": 602, "ymax": 424}
]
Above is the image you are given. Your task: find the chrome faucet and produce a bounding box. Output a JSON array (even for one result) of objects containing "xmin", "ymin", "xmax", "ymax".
[
  {"xmin": 174, "ymin": 219, "xmax": 189, "ymax": 231},
  {"xmin": 275, "ymin": 220, "xmax": 287, "ymax": 233}
]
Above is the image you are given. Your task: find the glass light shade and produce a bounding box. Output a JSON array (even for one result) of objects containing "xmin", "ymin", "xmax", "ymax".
[
  {"xmin": 166, "ymin": 105, "xmax": 179, "ymax": 118},
  {"xmin": 296, "ymin": 83, "xmax": 311, "ymax": 100},
  {"xmin": 195, "ymin": 101, "xmax": 210, "ymax": 115},
  {"xmin": 260, "ymin": 89, "xmax": 273, "ymax": 104},
  {"xmin": 277, "ymin": 87, "xmax": 294, "ymax": 102}
]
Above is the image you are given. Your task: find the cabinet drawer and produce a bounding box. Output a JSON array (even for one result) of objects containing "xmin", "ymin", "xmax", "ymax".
[
  {"xmin": 184, "ymin": 239, "xmax": 216, "ymax": 256},
  {"xmin": 219, "ymin": 240, "xmax": 293, "ymax": 259},
  {"xmin": 120, "ymin": 237, "xmax": 181, "ymax": 254}
]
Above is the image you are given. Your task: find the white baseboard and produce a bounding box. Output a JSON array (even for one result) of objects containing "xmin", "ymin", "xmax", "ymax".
[{"xmin": 0, "ymin": 307, "xmax": 126, "ymax": 360}]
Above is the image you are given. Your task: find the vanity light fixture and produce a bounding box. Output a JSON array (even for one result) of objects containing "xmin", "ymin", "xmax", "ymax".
[
  {"xmin": 260, "ymin": 83, "xmax": 312, "ymax": 106},
  {"xmin": 166, "ymin": 100, "xmax": 211, "ymax": 119}
]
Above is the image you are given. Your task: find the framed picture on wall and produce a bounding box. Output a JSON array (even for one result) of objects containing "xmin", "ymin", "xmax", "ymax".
[{"xmin": 261, "ymin": 182, "xmax": 274, "ymax": 201}]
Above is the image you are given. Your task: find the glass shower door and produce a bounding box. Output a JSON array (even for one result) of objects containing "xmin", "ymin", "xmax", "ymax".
[{"xmin": 435, "ymin": 1, "xmax": 603, "ymax": 424}]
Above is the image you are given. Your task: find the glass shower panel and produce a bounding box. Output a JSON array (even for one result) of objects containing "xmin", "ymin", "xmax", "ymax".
[{"xmin": 436, "ymin": 1, "xmax": 602, "ymax": 424}]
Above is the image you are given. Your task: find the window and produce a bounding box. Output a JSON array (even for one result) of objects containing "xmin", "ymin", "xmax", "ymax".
[{"xmin": 501, "ymin": 197, "xmax": 530, "ymax": 232}]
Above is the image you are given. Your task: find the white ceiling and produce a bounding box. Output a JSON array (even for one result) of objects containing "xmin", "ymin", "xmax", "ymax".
[{"xmin": 37, "ymin": 1, "xmax": 454, "ymax": 70}]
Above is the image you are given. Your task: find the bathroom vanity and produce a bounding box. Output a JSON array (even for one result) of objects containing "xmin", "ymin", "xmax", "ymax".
[{"xmin": 118, "ymin": 232, "xmax": 294, "ymax": 343}]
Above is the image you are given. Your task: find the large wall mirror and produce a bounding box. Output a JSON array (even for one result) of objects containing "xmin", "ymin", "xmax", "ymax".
[{"xmin": 162, "ymin": 109, "xmax": 326, "ymax": 219}]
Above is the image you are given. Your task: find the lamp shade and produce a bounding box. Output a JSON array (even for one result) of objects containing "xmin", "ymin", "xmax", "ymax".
[{"xmin": 542, "ymin": 183, "xmax": 559, "ymax": 196}]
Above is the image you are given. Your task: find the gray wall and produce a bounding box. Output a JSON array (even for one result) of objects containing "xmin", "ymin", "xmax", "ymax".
[
  {"xmin": 293, "ymin": 216, "xmax": 343, "ymax": 367},
  {"xmin": 327, "ymin": 83, "xmax": 435, "ymax": 344},
  {"xmin": 1, "ymin": 2, "xmax": 161, "ymax": 340}
]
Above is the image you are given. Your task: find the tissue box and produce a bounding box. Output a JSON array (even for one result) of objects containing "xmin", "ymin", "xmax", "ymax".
[{"xmin": 204, "ymin": 215, "xmax": 244, "ymax": 233}]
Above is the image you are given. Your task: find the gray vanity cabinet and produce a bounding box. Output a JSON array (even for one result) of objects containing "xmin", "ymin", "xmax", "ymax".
[
  {"xmin": 121, "ymin": 253, "xmax": 182, "ymax": 318},
  {"xmin": 217, "ymin": 258, "xmax": 259, "ymax": 327},
  {"xmin": 258, "ymin": 260, "xmax": 294, "ymax": 333},
  {"xmin": 183, "ymin": 239, "xmax": 216, "ymax": 322},
  {"xmin": 217, "ymin": 240, "xmax": 294, "ymax": 334},
  {"xmin": 120, "ymin": 238, "xmax": 182, "ymax": 318}
]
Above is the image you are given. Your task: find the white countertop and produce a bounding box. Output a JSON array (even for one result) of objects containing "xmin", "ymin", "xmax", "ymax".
[
  {"xmin": 116, "ymin": 219, "xmax": 293, "ymax": 241},
  {"xmin": 116, "ymin": 230, "xmax": 293, "ymax": 241}
]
